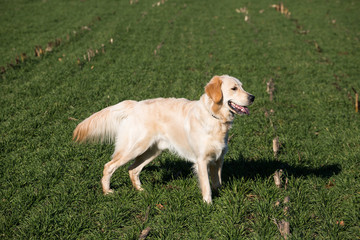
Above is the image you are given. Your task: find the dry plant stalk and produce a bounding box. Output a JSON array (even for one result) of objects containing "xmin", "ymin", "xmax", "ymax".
[
  {"xmin": 273, "ymin": 169, "xmax": 283, "ymax": 188},
  {"xmin": 235, "ymin": 7, "xmax": 249, "ymax": 22},
  {"xmin": 283, "ymin": 196, "xmax": 290, "ymax": 215},
  {"xmin": 264, "ymin": 110, "xmax": 269, "ymax": 118},
  {"xmin": 283, "ymin": 206, "xmax": 290, "ymax": 215},
  {"xmin": 20, "ymin": 53, "xmax": 27, "ymax": 62},
  {"xmin": 356, "ymin": 93, "xmax": 358, "ymax": 113},
  {"xmin": 55, "ymin": 38, "xmax": 62, "ymax": 47},
  {"xmin": 139, "ymin": 227, "xmax": 151, "ymax": 240},
  {"xmin": 68, "ymin": 117, "xmax": 78, "ymax": 121},
  {"xmin": 154, "ymin": 42, "xmax": 164, "ymax": 55},
  {"xmin": 46, "ymin": 42, "xmax": 54, "ymax": 52},
  {"xmin": 87, "ymin": 49, "xmax": 95, "ymax": 61},
  {"xmin": 144, "ymin": 205, "xmax": 150, "ymax": 222},
  {"xmin": 265, "ymin": 109, "xmax": 275, "ymax": 118},
  {"xmin": 266, "ymin": 80, "xmax": 271, "ymax": 93},
  {"xmin": 267, "ymin": 78, "xmax": 275, "ymax": 101},
  {"xmin": 101, "ymin": 44, "xmax": 105, "ymax": 54},
  {"xmin": 273, "ymin": 136, "xmax": 280, "ymax": 157},
  {"xmin": 227, "ymin": 133, "xmax": 234, "ymax": 144},
  {"xmin": 34, "ymin": 46, "xmax": 44, "ymax": 57},
  {"xmin": 313, "ymin": 40, "xmax": 321, "ymax": 52},
  {"xmin": 269, "ymin": 91, "xmax": 274, "ymax": 101},
  {"xmin": 129, "ymin": 0, "xmax": 139, "ymax": 4},
  {"xmin": 273, "ymin": 219, "xmax": 290, "ymax": 239},
  {"xmin": 152, "ymin": 0, "xmax": 167, "ymax": 7},
  {"xmin": 271, "ymin": 2, "xmax": 291, "ymax": 17}
]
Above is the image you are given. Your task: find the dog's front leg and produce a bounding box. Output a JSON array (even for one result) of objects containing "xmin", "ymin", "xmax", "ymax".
[{"xmin": 197, "ymin": 159, "xmax": 212, "ymax": 204}]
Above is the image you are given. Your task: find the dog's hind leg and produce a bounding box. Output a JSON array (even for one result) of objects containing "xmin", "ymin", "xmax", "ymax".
[
  {"xmin": 128, "ymin": 145, "xmax": 161, "ymax": 191},
  {"xmin": 209, "ymin": 157, "xmax": 224, "ymax": 192},
  {"xmin": 101, "ymin": 137, "xmax": 153, "ymax": 195}
]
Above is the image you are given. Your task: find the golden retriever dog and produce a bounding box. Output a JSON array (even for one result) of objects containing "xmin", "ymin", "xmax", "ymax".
[{"xmin": 73, "ymin": 75, "xmax": 255, "ymax": 203}]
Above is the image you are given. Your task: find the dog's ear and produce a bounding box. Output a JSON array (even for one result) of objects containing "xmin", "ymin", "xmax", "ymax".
[{"xmin": 205, "ymin": 76, "xmax": 223, "ymax": 103}]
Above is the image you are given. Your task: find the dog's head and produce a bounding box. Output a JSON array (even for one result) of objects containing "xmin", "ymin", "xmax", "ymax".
[{"xmin": 205, "ymin": 75, "xmax": 255, "ymax": 121}]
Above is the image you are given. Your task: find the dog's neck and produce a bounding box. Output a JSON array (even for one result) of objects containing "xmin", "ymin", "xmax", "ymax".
[{"xmin": 211, "ymin": 113, "xmax": 220, "ymax": 120}]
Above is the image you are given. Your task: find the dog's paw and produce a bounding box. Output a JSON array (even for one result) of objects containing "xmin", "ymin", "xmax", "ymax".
[
  {"xmin": 203, "ymin": 196, "xmax": 212, "ymax": 204},
  {"xmin": 103, "ymin": 189, "xmax": 114, "ymax": 195}
]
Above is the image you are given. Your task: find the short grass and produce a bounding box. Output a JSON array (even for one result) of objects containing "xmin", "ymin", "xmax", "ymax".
[{"xmin": 1, "ymin": 0, "xmax": 359, "ymax": 239}]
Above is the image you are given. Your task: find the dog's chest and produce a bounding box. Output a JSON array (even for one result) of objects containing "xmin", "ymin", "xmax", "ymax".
[
  {"xmin": 209, "ymin": 122, "xmax": 229, "ymax": 146},
  {"xmin": 194, "ymin": 120, "xmax": 229, "ymax": 160}
]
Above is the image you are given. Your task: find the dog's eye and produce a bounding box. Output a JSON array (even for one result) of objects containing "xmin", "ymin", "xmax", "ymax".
[{"xmin": 231, "ymin": 86, "xmax": 238, "ymax": 91}]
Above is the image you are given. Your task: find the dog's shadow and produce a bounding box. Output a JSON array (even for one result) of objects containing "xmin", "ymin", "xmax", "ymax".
[
  {"xmin": 154, "ymin": 154, "xmax": 341, "ymax": 184},
  {"xmin": 222, "ymin": 155, "xmax": 341, "ymax": 182}
]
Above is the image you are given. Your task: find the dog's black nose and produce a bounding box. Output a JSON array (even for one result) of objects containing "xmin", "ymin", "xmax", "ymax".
[{"xmin": 248, "ymin": 94, "xmax": 255, "ymax": 102}]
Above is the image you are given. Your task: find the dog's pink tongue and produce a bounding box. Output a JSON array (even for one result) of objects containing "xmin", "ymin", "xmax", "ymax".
[{"xmin": 242, "ymin": 106, "xmax": 250, "ymax": 115}]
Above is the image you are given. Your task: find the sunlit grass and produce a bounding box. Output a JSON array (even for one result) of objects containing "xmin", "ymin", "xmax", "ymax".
[{"xmin": 1, "ymin": 0, "xmax": 359, "ymax": 239}]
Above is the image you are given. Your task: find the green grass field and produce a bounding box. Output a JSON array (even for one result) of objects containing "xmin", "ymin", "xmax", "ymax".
[{"xmin": 1, "ymin": 0, "xmax": 359, "ymax": 239}]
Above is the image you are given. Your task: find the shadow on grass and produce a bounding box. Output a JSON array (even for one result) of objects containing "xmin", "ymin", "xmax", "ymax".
[
  {"xmin": 153, "ymin": 154, "xmax": 341, "ymax": 183},
  {"xmin": 222, "ymin": 154, "xmax": 342, "ymax": 182},
  {"xmin": 146, "ymin": 160, "xmax": 194, "ymax": 183}
]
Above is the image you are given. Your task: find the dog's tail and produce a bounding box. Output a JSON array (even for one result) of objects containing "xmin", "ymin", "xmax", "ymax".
[{"xmin": 73, "ymin": 100, "xmax": 136, "ymax": 143}]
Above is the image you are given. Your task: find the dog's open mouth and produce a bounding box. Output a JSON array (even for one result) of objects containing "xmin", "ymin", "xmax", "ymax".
[{"xmin": 228, "ymin": 100, "xmax": 250, "ymax": 115}]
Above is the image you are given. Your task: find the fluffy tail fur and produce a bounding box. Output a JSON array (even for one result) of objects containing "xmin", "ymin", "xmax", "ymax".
[{"xmin": 73, "ymin": 100, "xmax": 136, "ymax": 143}]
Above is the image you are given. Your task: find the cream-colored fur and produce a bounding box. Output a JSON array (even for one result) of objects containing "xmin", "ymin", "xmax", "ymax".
[{"xmin": 73, "ymin": 75, "xmax": 255, "ymax": 203}]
